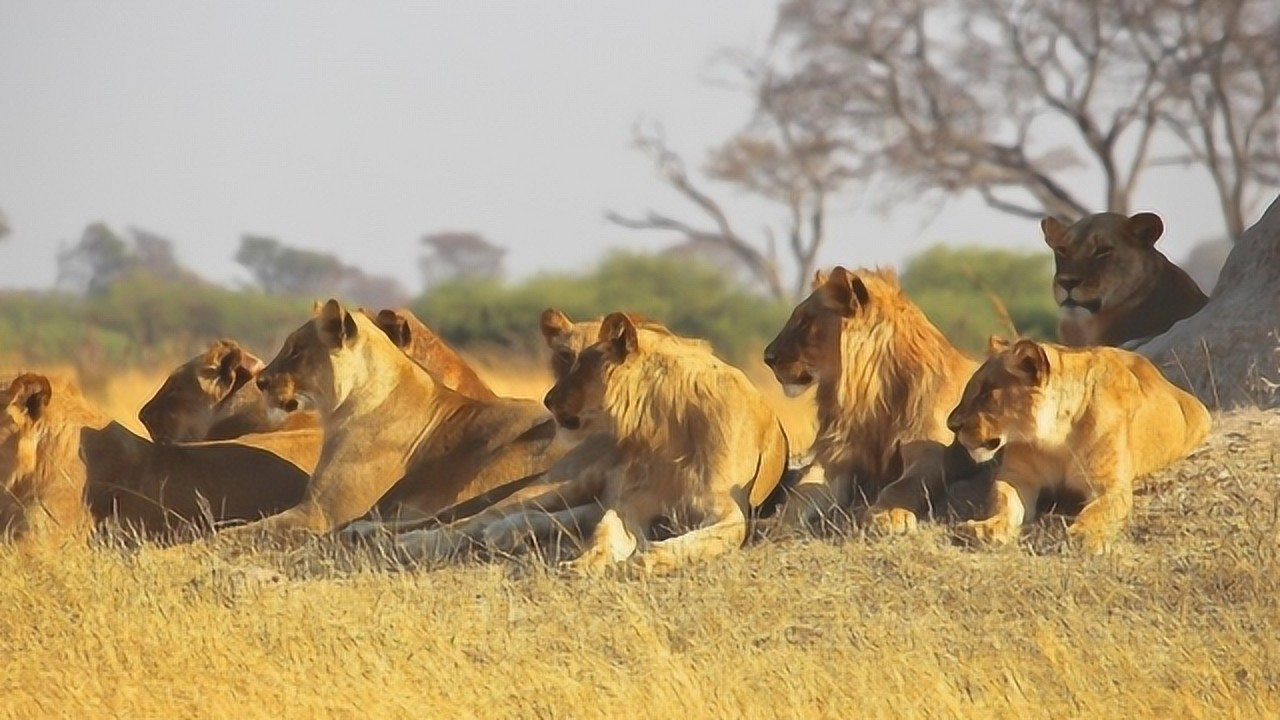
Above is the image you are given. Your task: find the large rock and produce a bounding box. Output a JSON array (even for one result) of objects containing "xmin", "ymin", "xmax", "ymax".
[{"xmin": 1139, "ymin": 194, "xmax": 1280, "ymax": 410}]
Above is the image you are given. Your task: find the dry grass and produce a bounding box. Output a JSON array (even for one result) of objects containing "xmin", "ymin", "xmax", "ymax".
[{"xmin": 3, "ymin": 366, "xmax": 1278, "ymax": 717}]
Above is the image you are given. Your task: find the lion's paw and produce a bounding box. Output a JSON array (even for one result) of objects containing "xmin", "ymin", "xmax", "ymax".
[
  {"xmin": 955, "ymin": 517, "xmax": 1017, "ymax": 546},
  {"xmin": 865, "ymin": 507, "xmax": 919, "ymax": 536}
]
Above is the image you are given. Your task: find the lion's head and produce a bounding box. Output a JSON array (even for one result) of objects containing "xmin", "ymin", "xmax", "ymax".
[
  {"xmin": 1, "ymin": 374, "xmax": 52, "ymax": 489},
  {"xmin": 255, "ymin": 299, "xmax": 359, "ymax": 419},
  {"xmin": 371, "ymin": 308, "xmax": 494, "ymax": 400},
  {"xmin": 542, "ymin": 312, "xmax": 635, "ymax": 433},
  {"xmin": 764, "ymin": 266, "xmax": 905, "ymax": 397},
  {"xmin": 139, "ymin": 340, "xmax": 265, "ymax": 443},
  {"xmin": 0, "ymin": 373, "xmax": 106, "ymax": 540},
  {"xmin": 946, "ymin": 338, "xmax": 1049, "ymax": 463},
  {"xmin": 1041, "ymin": 211, "xmax": 1167, "ymax": 317}
]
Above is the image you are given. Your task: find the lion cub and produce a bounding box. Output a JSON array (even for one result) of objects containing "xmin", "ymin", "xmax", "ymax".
[
  {"xmin": 1042, "ymin": 211, "xmax": 1207, "ymax": 348},
  {"xmin": 946, "ymin": 338, "xmax": 1211, "ymax": 553},
  {"xmin": 542, "ymin": 313, "xmax": 789, "ymax": 571}
]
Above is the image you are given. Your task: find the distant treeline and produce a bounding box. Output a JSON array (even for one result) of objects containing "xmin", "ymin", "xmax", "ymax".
[{"xmin": 0, "ymin": 247, "xmax": 1056, "ymax": 376}]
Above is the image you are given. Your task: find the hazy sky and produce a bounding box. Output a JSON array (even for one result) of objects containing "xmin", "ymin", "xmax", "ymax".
[{"xmin": 0, "ymin": 2, "xmax": 1261, "ymax": 293}]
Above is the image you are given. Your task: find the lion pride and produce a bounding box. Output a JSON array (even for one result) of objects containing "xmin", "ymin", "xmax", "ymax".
[
  {"xmin": 229, "ymin": 299, "xmax": 569, "ymax": 539},
  {"xmin": 1042, "ymin": 211, "xmax": 1207, "ymax": 347},
  {"xmin": 537, "ymin": 312, "xmax": 789, "ymax": 571},
  {"xmin": 947, "ymin": 338, "xmax": 1211, "ymax": 553},
  {"xmin": 763, "ymin": 266, "xmax": 979, "ymax": 532}
]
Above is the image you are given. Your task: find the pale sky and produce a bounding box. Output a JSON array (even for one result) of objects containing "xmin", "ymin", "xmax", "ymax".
[{"xmin": 0, "ymin": 1, "xmax": 1261, "ymax": 293}]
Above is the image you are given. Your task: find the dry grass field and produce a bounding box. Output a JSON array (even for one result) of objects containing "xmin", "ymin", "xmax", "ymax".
[{"xmin": 2, "ymin": 361, "xmax": 1278, "ymax": 717}]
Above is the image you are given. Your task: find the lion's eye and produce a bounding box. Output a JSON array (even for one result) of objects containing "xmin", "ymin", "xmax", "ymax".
[{"xmin": 1092, "ymin": 247, "xmax": 1111, "ymax": 259}]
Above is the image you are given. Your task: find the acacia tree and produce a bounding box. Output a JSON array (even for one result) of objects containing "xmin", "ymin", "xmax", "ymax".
[
  {"xmin": 765, "ymin": 0, "xmax": 1279, "ymax": 238},
  {"xmin": 609, "ymin": 62, "xmax": 860, "ymax": 302}
]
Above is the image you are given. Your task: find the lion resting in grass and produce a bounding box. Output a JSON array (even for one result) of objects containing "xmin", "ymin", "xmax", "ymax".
[
  {"xmin": 763, "ymin": 267, "xmax": 979, "ymax": 532},
  {"xmin": 230, "ymin": 299, "xmax": 568, "ymax": 540},
  {"xmin": 141, "ymin": 309, "xmax": 492, "ymax": 444},
  {"xmin": 1042, "ymin": 211, "xmax": 1207, "ymax": 348},
  {"xmin": 0, "ymin": 373, "xmax": 316, "ymax": 542},
  {"xmin": 947, "ymin": 338, "xmax": 1211, "ymax": 553},
  {"xmin": 534, "ymin": 312, "xmax": 789, "ymax": 572},
  {"xmin": 0, "ymin": 374, "xmax": 103, "ymax": 544}
]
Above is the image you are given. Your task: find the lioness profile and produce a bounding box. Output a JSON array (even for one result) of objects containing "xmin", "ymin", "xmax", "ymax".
[
  {"xmin": 142, "ymin": 310, "xmax": 492, "ymax": 444},
  {"xmin": 539, "ymin": 312, "xmax": 789, "ymax": 571},
  {"xmin": 140, "ymin": 340, "xmax": 318, "ymax": 443},
  {"xmin": 947, "ymin": 338, "xmax": 1211, "ymax": 553},
  {"xmin": 230, "ymin": 299, "xmax": 567, "ymax": 539},
  {"xmin": 1042, "ymin": 211, "xmax": 1207, "ymax": 347},
  {"xmin": 763, "ymin": 267, "xmax": 979, "ymax": 532},
  {"xmin": 0, "ymin": 374, "xmax": 103, "ymax": 544}
]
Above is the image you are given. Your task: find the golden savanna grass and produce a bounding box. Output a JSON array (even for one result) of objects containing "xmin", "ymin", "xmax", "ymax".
[{"xmin": 2, "ymin": 360, "xmax": 1277, "ymax": 717}]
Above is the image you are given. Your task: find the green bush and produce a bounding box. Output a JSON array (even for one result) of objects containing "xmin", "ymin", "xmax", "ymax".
[
  {"xmin": 900, "ymin": 245, "xmax": 1057, "ymax": 354},
  {"xmin": 413, "ymin": 252, "xmax": 788, "ymax": 361}
]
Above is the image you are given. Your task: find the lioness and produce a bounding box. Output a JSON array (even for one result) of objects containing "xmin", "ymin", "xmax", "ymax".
[
  {"xmin": 1042, "ymin": 211, "xmax": 1207, "ymax": 347},
  {"xmin": 947, "ymin": 338, "xmax": 1211, "ymax": 553},
  {"xmin": 371, "ymin": 308, "xmax": 497, "ymax": 401},
  {"xmin": 140, "ymin": 340, "xmax": 319, "ymax": 443},
  {"xmin": 142, "ymin": 310, "xmax": 492, "ymax": 444},
  {"xmin": 763, "ymin": 267, "xmax": 979, "ymax": 532},
  {"xmin": 540, "ymin": 312, "xmax": 789, "ymax": 571},
  {"xmin": 0, "ymin": 374, "xmax": 102, "ymax": 544},
  {"xmin": 231, "ymin": 299, "xmax": 568, "ymax": 539}
]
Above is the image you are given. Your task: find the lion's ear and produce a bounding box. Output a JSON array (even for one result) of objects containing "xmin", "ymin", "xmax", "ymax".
[
  {"xmin": 823, "ymin": 266, "xmax": 870, "ymax": 315},
  {"xmin": 374, "ymin": 309, "xmax": 412, "ymax": 349},
  {"xmin": 317, "ymin": 298, "xmax": 358, "ymax": 349},
  {"xmin": 206, "ymin": 342, "xmax": 256, "ymax": 400},
  {"xmin": 1126, "ymin": 212, "xmax": 1164, "ymax": 246},
  {"xmin": 986, "ymin": 335, "xmax": 1011, "ymax": 356},
  {"xmin": 539, "ymin": 308, "xmax": 573, "ymax": 345},
  {"xmin": 1008, "ymin": 339, "xmax": 1049, "ymax": 384},
  {"xmin": 1040, "ymin": 217, "xmax": 1069, "ymax": 247},
  {"xmin": 6, "ymin": 374, "xmax": 52, "ymax": 424},
  {"xmin": 599, "ymin": 312, "xmax": 638, "ymax": 358}
]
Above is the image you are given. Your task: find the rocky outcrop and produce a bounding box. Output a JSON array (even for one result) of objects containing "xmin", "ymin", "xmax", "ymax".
[{"xmin": 1139, "ymin": 194, "xmax": 1280, "ymax": 409}]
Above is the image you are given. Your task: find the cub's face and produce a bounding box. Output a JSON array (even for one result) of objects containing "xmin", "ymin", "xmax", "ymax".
[
  {"xmin": 542, "ymin": 312, "xmax": 636, "ymax": 433},
  {"xmin": 0, "ymin": 375, "xmax": 51, "ymax": 486},
  {"xmin": 1042, "ymin": 212, "xmax": 1165, "ymax": 317},
  {"xmin": 256, "ymin": 300, "xmax": 356, "ymax": 420},
  {"xmin": 539, "ymin": 308, "xmax": 606, "ymax": 382},
  {"xmin": 139, "ymin": 341, "xmax": 262, "ymax": 443},
  {"xmin": 947, "ymin": 340, "xmax": 1048, "ymax": 463},
  {"xmin": 763, "ymin": 267, "xmax": 871, "ymax": 397}
]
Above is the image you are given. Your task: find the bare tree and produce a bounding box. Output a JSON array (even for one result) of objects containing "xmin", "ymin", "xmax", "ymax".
[
  {"xmin": 766, "ymin": 0, "xmax": 1279, "ymax": 239},
  {"xmin": 420, "ymin": 232, "xmax": 506, "ymax": 287},
  {"xmin": 610, "ymin": 74, "xmax": 858, "ymax": 302}
]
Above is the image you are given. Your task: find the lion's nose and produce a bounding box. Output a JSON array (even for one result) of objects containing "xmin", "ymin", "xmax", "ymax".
[
  {"xmin": 946, "ymin": 412, "xmax": 962, "ymax": 433},
  {"xmin": 1057, "ymin": 276, "xmax": 1081, "ymax": 292},
  {"xmin": 763, "ymin": 348, "xmax": 778, "ymax": 368},
  {"xmin": 255, "ymin": 375, "xmax": 269, "ymax": 391}
]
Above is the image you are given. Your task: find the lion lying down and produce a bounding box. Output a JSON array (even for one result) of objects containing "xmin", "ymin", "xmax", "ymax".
[
  {"xmin": 226, "ymin": 300, "xmax": 570, "ymax": 541},
  {"xmin": 947, "ymin": 338, "xmax": 1211, "ymax": 553},
  {"xmin": 0, "ymin": 372, "xmax": 318, "ymax": 543},
  {"xmin": 403, "ymin": 312, "xmax": 791, "ymax": 572}
]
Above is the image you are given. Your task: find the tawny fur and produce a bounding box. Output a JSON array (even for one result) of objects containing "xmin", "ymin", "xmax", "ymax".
[{"xmin": 949, "ymin": 339, "xmax": 1212, "ymax": 553}]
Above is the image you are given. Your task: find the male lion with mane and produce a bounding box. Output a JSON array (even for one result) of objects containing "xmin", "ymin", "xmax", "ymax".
[
  {"xmin": 763, "ymin": 266, "xmax": 981, "ymax": 532},
  {"xmin": 947, "ymin": 338, "xmax": 1211, "ymax": 553},
  {"xmin": 230, "ymin": 299, "xmax": 568, "ymax": 540},
  {"xmin": 539, "ymin": 312, "xmax": 789, "ymax": 572},
  {"xmin": 1042, "ymin": 211, "xmax": 1207, "ymax": 348}
]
